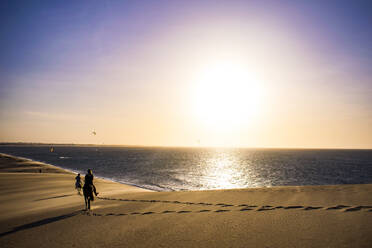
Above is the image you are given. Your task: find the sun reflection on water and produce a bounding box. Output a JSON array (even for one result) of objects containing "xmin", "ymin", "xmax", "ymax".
[{"xmin": 200, "ymin": 149, "xmax": 248, "ymax": 189}]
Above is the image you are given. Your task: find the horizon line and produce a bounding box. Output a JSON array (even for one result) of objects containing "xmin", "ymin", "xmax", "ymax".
[{"xmin": 0, "ymin": 142, "xmax": 371, "ymax": 150}]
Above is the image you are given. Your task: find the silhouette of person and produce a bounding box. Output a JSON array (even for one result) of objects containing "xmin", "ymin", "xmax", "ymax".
[
  {"xmin": 83, "ymin": 169, "xmax": 98, "ymax": 210},
  {"xmin": 75, "ymin": 174, "xmax": 82, "ymax": 195}
]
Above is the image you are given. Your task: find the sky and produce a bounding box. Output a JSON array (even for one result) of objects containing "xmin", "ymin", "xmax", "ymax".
[{"xmin": 1, "ymin": 0, "xmax": 372, "ymax": 148}]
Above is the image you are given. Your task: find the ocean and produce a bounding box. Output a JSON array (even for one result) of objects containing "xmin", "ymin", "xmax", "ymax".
[{"xmin": 1, "ymin": 145, "xmax": 372, "ymax": 191}]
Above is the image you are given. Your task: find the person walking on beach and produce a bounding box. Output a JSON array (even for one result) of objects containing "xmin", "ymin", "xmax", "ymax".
[
  {"xmin": 83, "ymin": 169, "xmax": 99, "ymax": 210},
  {"xmin": 75, "ymin": 173, "xmax": 82, "ymax": 195}
]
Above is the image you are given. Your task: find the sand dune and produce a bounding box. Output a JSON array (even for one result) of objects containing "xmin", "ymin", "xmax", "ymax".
[{"xmin": 0, "ymin": 153, "xmax": 371, "ymax": 248}]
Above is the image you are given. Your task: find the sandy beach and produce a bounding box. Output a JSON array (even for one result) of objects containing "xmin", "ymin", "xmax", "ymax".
[{"xmin": 0, "ymin": 153, "xmax": 371, "ymax": 248}]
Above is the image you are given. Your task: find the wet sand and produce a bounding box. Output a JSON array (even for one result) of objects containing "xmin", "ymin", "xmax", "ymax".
[{"xmin": 0, "ymin": 153, "xmax": 371, "ymax": 247}]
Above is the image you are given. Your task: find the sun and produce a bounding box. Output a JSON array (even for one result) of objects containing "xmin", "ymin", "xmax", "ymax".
[{"xmin": 192, "ymin": 61, "xmax": 262, "ymax": 132}]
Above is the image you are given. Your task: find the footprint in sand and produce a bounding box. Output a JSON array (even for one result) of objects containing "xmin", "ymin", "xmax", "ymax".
[
  {"xmin": 222, "ymin": 204, "xmax": 234, "ymax": 207},
  {"xmin": 238, "ymin": 204, "xmax": 257, "ymax": 207},
  {"xmin": 344, "ymin": 207, "xmax": 362, "ymax": 212},
  {"xmin": 162, "ymin": 210, "xmax": 176, "ymax": 214},
  {"xmin": 142, "ymin": 212, "xmax": 155, "ymax": 215},
  {"xmin": 198, "ymin": 210, "xmax": 211, "ymax": 213},
  {"xmin": 215, "ymin": 209, "xmax": 230, "ymax": 213},
  {"xmin": 303, "ymin": 206, "xmax": 323, "ymax": 210},
  {"xmin": 177, "ymin": 210, "xmax": 191, "ymax": 214},
  {"xmin": 130, "ymin": 212, "xmax": 140, "ymax": 215},
  {"xmin": 240, "ymin": 208, "xmax": 253, "ymax": 211},
  {"xmin": 257, "ymin": 207, "xmax": 274, "ymax": 211},
  {"xmin": 197, "ymin": 202, "xmax": 213, "ymax": 206},
  {"xmin": 344, "ymin": 206, "xmax": 372, "ymax": 212},
  {"xmin": 284, "ymin": 206, "xmax": 303, "ymax": 209},
  {"xmin": 326, "ymin": 205, "xmax": 350, "ymax": 210}
]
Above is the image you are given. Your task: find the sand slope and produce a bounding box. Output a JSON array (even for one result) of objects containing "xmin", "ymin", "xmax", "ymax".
[{"xmin": 0, "ymin": 153, "xmax": 371, "ymax": 248}]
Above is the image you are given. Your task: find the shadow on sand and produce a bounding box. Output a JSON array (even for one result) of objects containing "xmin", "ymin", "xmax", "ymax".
[
  {"xmin": 0, "ymin": 211, "xmax": 79, "ymax": 238},
  {"xmin": 34, "ymin": 194, "xmax": 74, "ymax": 201}
]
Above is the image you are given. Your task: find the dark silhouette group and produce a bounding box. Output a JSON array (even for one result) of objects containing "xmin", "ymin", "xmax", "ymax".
[{"xmin": 75, "ymin": 169, "xmax": 99, "ymax": 210}]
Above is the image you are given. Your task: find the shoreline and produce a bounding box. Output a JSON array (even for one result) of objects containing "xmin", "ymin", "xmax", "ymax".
[
  {"xmin": 0, "ymin": 152, "xmax": 156, "ymax": 192},
  {"xmin": 0, "ymin": 152, "xmax": 75, "ymax": 174}
]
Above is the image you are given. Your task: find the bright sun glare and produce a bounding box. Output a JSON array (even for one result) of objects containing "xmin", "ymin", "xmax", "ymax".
[{"xmin": 193, "ymin": 61, "xmax": 262, "ymax": 132}]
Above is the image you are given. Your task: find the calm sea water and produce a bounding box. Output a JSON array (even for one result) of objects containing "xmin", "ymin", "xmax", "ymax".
[{"xmin": 1, "ymin": 145, "xmax": 372, "ymax": 191}]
